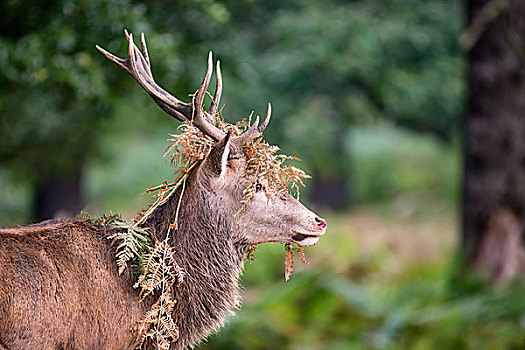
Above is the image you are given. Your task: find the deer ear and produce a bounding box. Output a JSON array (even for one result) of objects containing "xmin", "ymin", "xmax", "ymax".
[{"xmin": 201, "ymin": 130, "xmax": 232, "ymax": 179}]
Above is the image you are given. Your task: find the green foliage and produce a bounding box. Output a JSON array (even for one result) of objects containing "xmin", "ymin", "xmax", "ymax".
[
  {"xmin": 189, "ymin": 0, "xmax": 465, "ymax": 179},
  {"xmin": 78, "ymin": 210, "xmax": 122, "ymax": 226},
  {"xmin": 109, "ymin": 0, "xmax": 464, "ymax": 181},
  {"xmin": 0, "ymin": 169, "xmax": 32, "ymax": 226},
  {"xmin": 198, "ymin": 212, "xmax": 525, "ymax": 350},
  {"xmin": 349, "ymin": 122, "xmax": 459, "ymax": 205},
  {"xmin": 0, "ymin": 0, "xmax": 153, "ymax": 178},
  {"xmin": 79, "ymin": 210, "xmax": 151, "ymax": 275},
  {"xmin": 108, "ymin": 221, "xmax": 150, "ymax": 275},
  {"xmin": 0, "ymin": 0, "xmax": 464, "ymax": 218}
]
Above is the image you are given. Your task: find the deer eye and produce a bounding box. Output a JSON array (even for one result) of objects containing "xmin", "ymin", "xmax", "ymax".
[{"xmin": 255, "ymin": 183, "xmax": 263, "ymax": 192}]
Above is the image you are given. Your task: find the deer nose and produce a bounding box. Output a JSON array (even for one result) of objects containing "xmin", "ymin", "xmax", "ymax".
[{"xmin": 315, "ymin": 217, "xmax": 327, "ymax": 230}]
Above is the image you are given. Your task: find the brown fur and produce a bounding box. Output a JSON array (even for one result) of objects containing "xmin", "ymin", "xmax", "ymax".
[
  {"xmin": 0, "ymin": 136, "xmax": 326, "ymax": 349},
  {"xmin": 0, "ymin": 220, "xmax": 146, "ymax": 349}
]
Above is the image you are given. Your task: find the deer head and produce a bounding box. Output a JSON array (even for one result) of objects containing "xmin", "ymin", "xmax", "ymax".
[
  {"xmin": 96, "ymin": 31, "xmax": 327, "ymax": 248},
  {"xmin": 195, "ymin": 131, "xmax": 327, "ymax": 247}
]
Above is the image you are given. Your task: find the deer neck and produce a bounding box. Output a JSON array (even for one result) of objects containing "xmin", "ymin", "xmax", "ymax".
[{"xmin": 143, "ymin": 182, "xmax": 247, "ymax": 347}]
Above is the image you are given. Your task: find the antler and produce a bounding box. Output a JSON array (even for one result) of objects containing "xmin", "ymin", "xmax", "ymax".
[{"xmin": 96, "ymin": 30, "xmax": 271, "ymax": 143}]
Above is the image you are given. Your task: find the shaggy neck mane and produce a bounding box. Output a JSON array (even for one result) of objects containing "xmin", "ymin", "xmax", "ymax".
[{"xmin": 143, "ymin": 168, "xmax": 247, "ymax": 348}]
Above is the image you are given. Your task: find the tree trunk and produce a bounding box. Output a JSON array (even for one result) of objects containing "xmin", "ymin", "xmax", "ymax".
[
  {"xmin": 309, "ymin": 175, "xmax": 350, "ymax": 210},
  {"xmin": 463, "ymin": 0, "xmax": 525, "ymax": 283},
  {"xmin": 34, "ymin": 170, "xmax": 83, "ymax": 222}
]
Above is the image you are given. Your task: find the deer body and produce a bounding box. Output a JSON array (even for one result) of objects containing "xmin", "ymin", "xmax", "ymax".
[
  {"xmin": 0, "ymin": 31, "xmax": 326, "ymax": 350},
  {"xmin": 0, "ymin": 165, "xmax": 245, "ymax": 350},
  {"xmin": 0, "ymin": 220, "xmax": 147, "ymax": 350}
]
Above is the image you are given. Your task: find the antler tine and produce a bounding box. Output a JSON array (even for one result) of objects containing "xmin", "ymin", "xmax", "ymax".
[
  {"xmin": 95, "ymin": 44, "xmax": 129, "ymax": 73},
  {"xmin": 234, "ymin": 103, "xmax": 272, "ymax": 144},
  {"xmin": 189, "ymin": 52, "xmax": 226, "ymax": 140},
  {"xmin": 192, "ymin": 52, "xmax": 214, "ymax": 123},
  {"xmin": 235, "ymin": 115, "xmax": 260, "ymax": 144},
  {"xmin": 140, "ymin": 32, "xmax": 151, "ymax": 73},
  {"xmin": 258, "ymin": 103, "xmax": 272, "ymax": 133},
  {"xmin": 208, "ymin": 60, "xmax": 223, "ymax": 118}
]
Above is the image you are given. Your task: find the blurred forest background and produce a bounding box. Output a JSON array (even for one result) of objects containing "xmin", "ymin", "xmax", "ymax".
[{"xmin": 1, "ymin": 0, "xmax": 524, "ymax": 349}]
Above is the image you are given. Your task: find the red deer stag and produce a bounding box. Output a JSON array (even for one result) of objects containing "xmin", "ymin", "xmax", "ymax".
[{"xmin": 0, "ymin": 31, "xmax": 327, "ymax": 350}]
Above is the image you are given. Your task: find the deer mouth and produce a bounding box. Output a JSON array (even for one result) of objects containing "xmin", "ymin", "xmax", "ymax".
[{"xmin": 291, "ymin": 231, "xmax": 325, "ymax": 246}]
